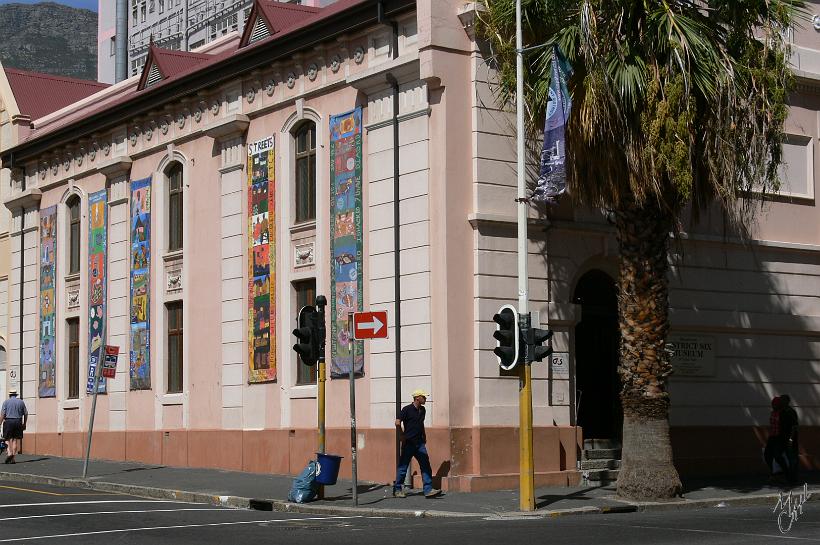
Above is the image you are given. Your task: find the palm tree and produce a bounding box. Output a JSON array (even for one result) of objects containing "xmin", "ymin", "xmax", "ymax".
[{"xmin": 479, "ymin": 0, "xmax": 802, "ymax": 499}]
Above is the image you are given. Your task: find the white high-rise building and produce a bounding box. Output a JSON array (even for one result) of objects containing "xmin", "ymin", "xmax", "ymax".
[{"xmin": 98, "ymin": 0, "xmax": 332, "ymax": 84}]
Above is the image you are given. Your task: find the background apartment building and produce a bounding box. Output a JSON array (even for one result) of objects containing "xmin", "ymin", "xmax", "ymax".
[{"xmin": 98, "ymin": 0, "xmax": 337, "ymax": 84}]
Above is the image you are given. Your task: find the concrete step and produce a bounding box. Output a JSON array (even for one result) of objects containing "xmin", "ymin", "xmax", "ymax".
[
  {"xmin": 580, "ymin": 458, "xmax": 621, "ymax": 470},
  {"xmin": 585, "ymin": 469, "xmax": 620, "ymax": 482},
  {"xmin": 583, "ymin": 439, "xmax": 621, "ymax": 450},
  {"xmin": 583, "ymin": 448, "xmax": 622, "ymax": 460}
]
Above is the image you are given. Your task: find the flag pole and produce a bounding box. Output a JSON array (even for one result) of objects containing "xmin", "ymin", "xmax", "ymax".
[{"xmin": 515, "ymin": 0, "xmax": 535, "ymax": 512}]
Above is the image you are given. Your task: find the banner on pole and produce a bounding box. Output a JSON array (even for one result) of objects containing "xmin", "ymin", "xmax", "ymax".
[
  {"xmin": 329, "ymin": 108, "xmax": 364, "ymax": 378},
  {"xmin": 87, "ymin": 189, "xmax": 107, "ymax": 394},
  {"xmin": 533, "ymin": 46, "xmax": 573, "ymax": 203}
]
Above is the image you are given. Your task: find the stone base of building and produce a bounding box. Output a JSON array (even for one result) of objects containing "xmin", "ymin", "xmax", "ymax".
[
  {"xmin": 23, "ymin": 425, "xmax": 583, "ymax": 492},
  {"xmin": 671, "ymin": 426, "xmax": 820, "ymax": 477}
]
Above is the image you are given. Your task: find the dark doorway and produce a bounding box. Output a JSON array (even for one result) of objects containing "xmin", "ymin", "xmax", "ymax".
[{"xmin": 573, "ymin": 269, "xmax": 621, "ymax": 441}]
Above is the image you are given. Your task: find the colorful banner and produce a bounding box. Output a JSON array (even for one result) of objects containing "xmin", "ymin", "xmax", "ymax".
[
  {"xmin": 533, "ymin": 45, "xmax": 573, "ymax": 203},
  {"xmin": 87, "ymin": 189, "xmax": 107, "ymax": 394},
  {"xmin": 248, "ymin": 136, "xmax": 276, "ymax": 383},
  {"xmin": 38, "ymin": 206, "xmax": 57, "ymax": 398},
  {"xmin": 130, "ymin": 177, "xmax": 152, "ymax": 390},
  {"xmin": 330, "ymin": 108, "xmax": 364, "ymax": 378}
]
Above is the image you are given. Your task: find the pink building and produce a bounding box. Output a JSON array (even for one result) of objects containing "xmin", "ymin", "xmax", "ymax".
[{"xmin": 1, "ymin": 0, "xmax": 819, "ymax": 490}]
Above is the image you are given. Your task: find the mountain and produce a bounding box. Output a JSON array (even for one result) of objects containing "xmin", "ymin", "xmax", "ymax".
[{"xmin": 0, "ymin": 2, "xmax": 97, "ymax": 81}]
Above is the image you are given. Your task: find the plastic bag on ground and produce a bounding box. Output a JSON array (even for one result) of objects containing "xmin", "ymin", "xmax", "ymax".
[{"xmin": 288, "ymin": 460, "xmax": 319, "ymax": 503}]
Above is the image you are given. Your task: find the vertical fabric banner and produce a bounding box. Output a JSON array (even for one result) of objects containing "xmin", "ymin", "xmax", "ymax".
[
  {"xmin": 130, "ymin": 177, "xmax": 152, "ymax": 390},
  {"xmin": 247, "ymin": 136, "xmax": 276, "ymax": 383},
  {"xmin": 330, "ymin": 107, "xmax": 364, "ymax": 378},
  {"xmin": 38, "ymin": 206, "xmax": 57, "ymax": 398},
  {"xmin": 533, "ymin": 45, "xmax": 573, "ymax": 203},
  {"xmin": 87, "ymin": 189, "xmax": 107, "ymax": 394}
]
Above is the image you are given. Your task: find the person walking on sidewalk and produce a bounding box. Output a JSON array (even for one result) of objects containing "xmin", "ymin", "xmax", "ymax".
[
  {"xmin": 0, "ymin": 389, "xmax": 28, "ymax": 464},
  {"xmin": 393, "ymin": 389, "xmax": 441, "ymax": 498},
  {"xmin": 764, "ymin": 396, "xmax": 789, "ymax": 480},
  {"xmin": 780, "ymin": 394, "xmax": 800, "ymax": 483}
]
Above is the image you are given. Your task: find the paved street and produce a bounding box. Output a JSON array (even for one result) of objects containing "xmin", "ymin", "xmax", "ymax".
[{"xmin": 0, "ymin": 479, "xmax": 818, "ymax": 543}]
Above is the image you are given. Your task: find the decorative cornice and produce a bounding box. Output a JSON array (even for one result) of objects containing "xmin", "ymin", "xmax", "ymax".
[
  {"xmin": 204, "ymin": 114, "xmax": 250, "ymax": 140},
  {"xmin": 97, "ymin": 155, "xmax": 133, "ymax": 179},
  {"xmin": 4, "ymin": 188, "xmax": 42, "ymax": 212}
]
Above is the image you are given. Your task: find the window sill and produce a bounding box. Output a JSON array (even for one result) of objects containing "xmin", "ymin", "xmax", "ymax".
[
  {"xmin": 163, "ymin": 250, "xmax": 184, "ymax": 262},
  {"xmin": 291, "ymin": 384, "xmax": 317, "ymax": 399},
  {"xmin": 290, "ymin": 220, "xmax": 317, "ymax": 235},
  {"xmin": 160, "ymin": 392, "xmax": 185, "ymax": 406},
  {"xmin": 62, "ymin": 399, "xmax": 80, "ymax": 409},
  {"xmin": 64, "ymin": 273, "xmax": 80, "ymax": 282}
]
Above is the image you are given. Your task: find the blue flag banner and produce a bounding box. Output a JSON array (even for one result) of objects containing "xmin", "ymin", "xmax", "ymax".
[{"xmin": 533, "ymin": 46, "xmax": 573, "ymax": 203}]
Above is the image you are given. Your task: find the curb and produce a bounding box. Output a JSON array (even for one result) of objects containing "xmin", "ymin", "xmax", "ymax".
[{"xmin": 1, "ymin": 471, "xmax": 817, "ymax": 520}]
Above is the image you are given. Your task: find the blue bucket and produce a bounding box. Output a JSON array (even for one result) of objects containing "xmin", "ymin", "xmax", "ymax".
[{"xmin": 315, "ymin": 453, "xmax": 343, "ymax": 485}]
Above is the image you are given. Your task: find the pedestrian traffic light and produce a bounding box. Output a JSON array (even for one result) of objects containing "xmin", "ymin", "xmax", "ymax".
[
  {"xmin": 530, "ymin": 327, "xmax": 553, "ymax": 362},
  {"xmin": 293, "ymin": 305, "xmax": 319, "ymax": 366},
  {"xmin": 493, "ymin": 304, "xmax": 519, "ymax": 370}
]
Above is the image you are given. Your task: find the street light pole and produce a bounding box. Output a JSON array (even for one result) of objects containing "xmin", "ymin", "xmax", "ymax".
[{"xmin": 515, "ymin": 0, "xmax": 535, "ymax": 512}]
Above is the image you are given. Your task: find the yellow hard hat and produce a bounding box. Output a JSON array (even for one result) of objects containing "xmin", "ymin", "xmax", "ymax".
[{"xmin": 411, "ymin": 389, "xmax": 428, "ymax": 399}]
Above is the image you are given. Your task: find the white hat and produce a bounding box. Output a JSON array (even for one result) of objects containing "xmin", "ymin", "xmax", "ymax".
[{"xmin": 411, "ymin": 389, "xmax": 428, "ymax": 399}]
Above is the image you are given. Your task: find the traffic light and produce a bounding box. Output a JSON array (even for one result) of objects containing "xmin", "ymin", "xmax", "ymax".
[
  {"xmin": 293, "ymin": 305, "xmax": 319, "ymax": 366},
  {"xmin": 493, "ymin": 304, "xmax": 519, "ymax": 370},
  {"xmin": 530, "ymin": 327, "xmax": 553, "ymax": 362}
]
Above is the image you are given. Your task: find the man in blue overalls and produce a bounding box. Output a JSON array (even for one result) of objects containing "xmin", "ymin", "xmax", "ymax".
[{"xmin": 393, "ymin": 389, "xmax": 441, "ymax": 498}]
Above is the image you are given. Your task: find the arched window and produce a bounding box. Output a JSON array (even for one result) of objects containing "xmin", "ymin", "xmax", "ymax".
[
  {"xmin": 67, "ymin": 196, "xmax": 81, "ymax": 274},
  {"xmin": 293, "ymin": 121, "xmax": 316, "ymax": 223},
  {"xmin": 167, "ymin": 163, "xmax": 183, "ymax": 251}
]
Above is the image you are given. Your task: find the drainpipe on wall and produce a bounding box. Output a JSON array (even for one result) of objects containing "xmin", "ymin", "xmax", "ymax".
[
  {"xmin": 16, "ymin": 158, "xmax": 24, "ymax": 401},
  {"xmin": 115, "ymin": 0, "xmax": 128, "ymax": 82},
  {"xmin": 378, "ymin": 0, "xmax": 402, "ymax": 472}
]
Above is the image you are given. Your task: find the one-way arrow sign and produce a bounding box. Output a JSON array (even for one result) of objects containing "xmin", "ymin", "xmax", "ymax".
[{"xmin": 353, "ymin": 311, "xmax": 389, "ymax": 340}]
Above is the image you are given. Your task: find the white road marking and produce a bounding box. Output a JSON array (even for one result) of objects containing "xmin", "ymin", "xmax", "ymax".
[
  {"xmin": 589, "ymin": 521, "xmax": 820, "ymax": 541},
  {"xmin": 0, "ymin": 508, "xmax": 229, "ymax": 522},
  {"xmin": 0, "ymin": 500, "xmax": 176, "ymax": 509},
  {"xmin": 0, "ymin": 515, "xmax": 364, "ymax": 542}
]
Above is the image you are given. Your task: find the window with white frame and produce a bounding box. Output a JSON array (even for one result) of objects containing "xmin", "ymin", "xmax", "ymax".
[
  {"xmin": 293, "ymin": 121, "xmax": 317, "ymax": 223},
  {"xmin": 777, "ymin": 135, "xmax": 815, "ymax": 199},
  {"xmin": 167, "ymin": 163, "xmax": 183, "ymax": 252},
  {"xmin": 67, "ymin": 196, "xmax": 81, "ymax": 275}
]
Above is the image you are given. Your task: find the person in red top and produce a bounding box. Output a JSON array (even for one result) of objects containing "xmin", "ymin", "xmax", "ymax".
[{"xmin": 764, "ymin": 396, "xmax": 789, "ymax": 479}]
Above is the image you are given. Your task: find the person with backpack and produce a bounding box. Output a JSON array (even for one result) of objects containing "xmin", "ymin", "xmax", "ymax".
[{"xmin": 0, "ymin": 389, "xmax": 28, "ymax": 464}]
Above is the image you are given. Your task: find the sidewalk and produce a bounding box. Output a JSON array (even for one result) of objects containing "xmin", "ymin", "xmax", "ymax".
[{"xmin": 1, "ymin": 454, "xmax": 818, "ymax": 518}]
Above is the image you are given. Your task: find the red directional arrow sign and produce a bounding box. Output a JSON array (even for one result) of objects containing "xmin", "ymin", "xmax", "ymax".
[{"xmin": 353, "ymin": 311, "xmax": 388, "ymax": 340}]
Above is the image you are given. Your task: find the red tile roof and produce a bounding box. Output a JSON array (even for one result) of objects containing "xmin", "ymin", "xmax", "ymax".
[
  {"xmin": 4, "ymin": 68, "xmax": 109, "ymax": 121},
  {"xmin": 13, "ymin": 0, "xmax": 386, "ymax": 148},
  {"xmin": 138, "ymin": 45, "xmax": 215, "ymax": 90},
  {"xmin": 257, "ymin": 0, "xmax": 321, "ymax": 34}
]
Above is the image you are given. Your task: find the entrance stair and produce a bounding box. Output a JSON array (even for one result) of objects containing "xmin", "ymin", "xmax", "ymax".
[{"xmin": 581, "ymin": 439, "xmax": 621, "ymax": 485}]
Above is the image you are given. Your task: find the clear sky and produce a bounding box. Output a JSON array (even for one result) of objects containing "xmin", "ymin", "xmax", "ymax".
[{"xmin": 0, "ymin": 0, "xmax": 97, "ymax": 11}]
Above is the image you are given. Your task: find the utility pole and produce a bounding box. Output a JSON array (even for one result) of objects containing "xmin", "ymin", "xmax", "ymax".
[{"xmin": 515, "ymin": 0, "xmax": 535, "ymax": 512}]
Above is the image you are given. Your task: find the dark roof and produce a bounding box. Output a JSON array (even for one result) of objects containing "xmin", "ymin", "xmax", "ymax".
[
  {"xmin": 4, "ymin": 68, "xmax": 109, "ymax": 120},
  {"xmin": 138, "ymin": 45, "xmax": 215, "ymax": 90},
  {"xmin": 4, "ymin": 0, "xmax": 415, "ymax": 161}
]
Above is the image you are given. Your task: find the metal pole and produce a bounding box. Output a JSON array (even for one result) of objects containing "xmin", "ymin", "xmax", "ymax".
[
  {"xmin": 82, "ymin": 320, "xmax": 105, "ymax": 479},
  {"xmin": 115, "ymin": 0, "xmax": 128, "ymax": 82},
  {"xmin": 316, "ymin": 296, "xmax": 327, "ymax": 500},
  {"xmin": 348, "ymin": 314, "xmax": 358, "ymax": 506},
  {"xmin": 515, "ymin": 0, "xmax": 535, "ymax": 512}
]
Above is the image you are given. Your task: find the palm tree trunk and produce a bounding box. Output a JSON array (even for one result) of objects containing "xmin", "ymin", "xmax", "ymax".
[{"xmin": 614, "ymin": 200, "xmax": 682, "ymax": 500}]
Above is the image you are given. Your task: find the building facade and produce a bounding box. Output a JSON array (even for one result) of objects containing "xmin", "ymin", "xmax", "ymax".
[
  {"xmin": 99, "ymin": 0, "xmax": 338, "ymax": 84},
  {"xmin": 4, "ymin": 0, "xmax": 819, "ymax": 490}
]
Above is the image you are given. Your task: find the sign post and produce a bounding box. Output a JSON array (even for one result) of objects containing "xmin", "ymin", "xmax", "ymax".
[{"xmin": 347, "ymin": 313, "xmax": 358, "ymax": 506}]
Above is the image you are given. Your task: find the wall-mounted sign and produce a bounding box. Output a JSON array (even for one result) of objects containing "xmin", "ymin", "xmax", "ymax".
[
  {"xmin": 550, "ymin": 352, "xmax": 570, "ymax": 379},
  {"xmin": 668, "ymin": 334, "xmax": 716, "ymax": 377}
]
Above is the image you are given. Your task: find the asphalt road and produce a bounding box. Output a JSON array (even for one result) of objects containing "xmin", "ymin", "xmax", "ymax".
[{"xmin": 0, "ymin": 479, "xmax": 817, "ymax": 544}]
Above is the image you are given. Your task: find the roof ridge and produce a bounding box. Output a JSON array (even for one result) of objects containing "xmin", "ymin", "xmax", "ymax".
[
  {"xmin": 260, "ymin": 0, "xmax": 321, "ymax": 13},
  {"xmin": 153, "ymin": 48, "xmax": 213, "ymax": 59}
]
